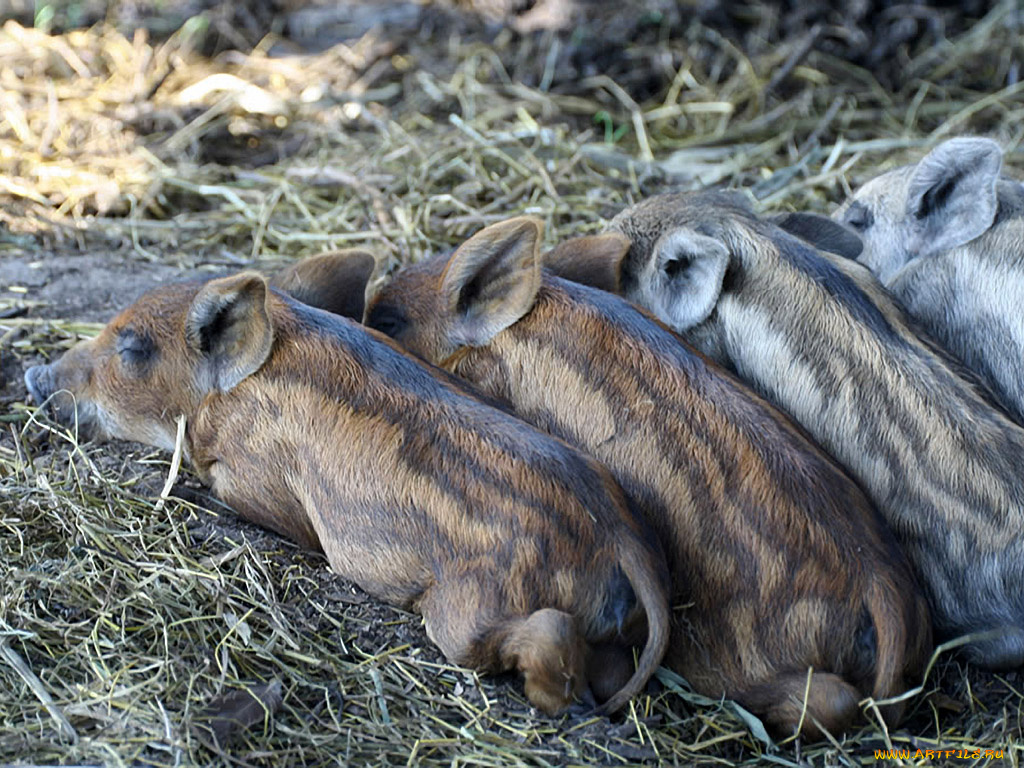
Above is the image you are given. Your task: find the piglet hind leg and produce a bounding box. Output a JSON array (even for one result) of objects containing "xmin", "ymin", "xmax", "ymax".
[
  {"xmin": 585, "ymin": 641, "xmax": 640, "ymax": 705},
  {"xmin": 500, "ymin": 608, "xmax": 588, "ymax": 714},
  {"xmin": 734, "ymin": 670, "xmax": 861, "ymax": 740},
  {"xmin": 418, "ymin": 582, "xmax": 587, "ymax": 715},
  {"xmin": 961, "ymin": 625, "xmax": 1024, "ymax": 670}
]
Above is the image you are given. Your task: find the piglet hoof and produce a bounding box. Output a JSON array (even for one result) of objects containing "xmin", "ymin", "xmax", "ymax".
[
  {"xmin": 567, "ymin": 695, "xmax": 597, "ymax": 719},
  {"xmin": 503, "ymin": 608, "xmax": 587, "ymax": 715}
]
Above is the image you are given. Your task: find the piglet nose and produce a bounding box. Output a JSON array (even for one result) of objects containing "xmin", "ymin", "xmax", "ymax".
[{"xmin": 24, "ymin": 364, "xmax": 51, "ymax": 404}]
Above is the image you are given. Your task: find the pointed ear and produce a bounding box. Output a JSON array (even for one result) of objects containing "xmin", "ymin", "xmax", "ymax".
[
  {"xmin": 542, "ymin": 233, "xmax": 631, "ymax": 294},
  {"xmin": 644, "ymin": 228, "xmax": 729, "ymax": 332},
  {"xmin": 441, "ymin": 217, "xmax": 543, "ymax": 346},
  {"xmin": 906, "ymin": 138, "xmax": 1001, "ymax": 256},
  {"xmin": 771, "ymin": 212, "xmax": 863, "ymax": 260},
  {"xmin": 269, "ymin": 249, "xmax": 376, "ymax": 320},
  {"xmin": 186, "ymin": 272, "xmax": 274, "ymax": 392}
]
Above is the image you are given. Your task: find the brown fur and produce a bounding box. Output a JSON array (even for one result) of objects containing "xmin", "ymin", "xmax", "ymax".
[
  {"xmin": 358, "ymin": 218, "xmax": 932, "ymax": 739},
  {"xmin": 23, "ymin": 273, "xmax": 671, "ymax": 715},
  {"xmin": 269, "ymin": 249, "xmax": 375, "ymax": 321},
  {"xmin": 740, "ymin": 671, "xmax": 860, "ymax": 741}
]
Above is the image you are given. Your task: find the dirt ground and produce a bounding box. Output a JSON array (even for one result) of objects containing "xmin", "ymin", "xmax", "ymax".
[{"xmin": 3, "ymin": 1, "xmax": 1024, "ymax": 766}]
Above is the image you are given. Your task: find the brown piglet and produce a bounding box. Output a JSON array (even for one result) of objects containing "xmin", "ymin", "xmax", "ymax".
[
  {"xmin": 354, "ymin": 218, "xmax": 931, "ymax": 739},
  {"xmin": 23, "ymin": 269, "xmax": 671, "ymax": 715}
]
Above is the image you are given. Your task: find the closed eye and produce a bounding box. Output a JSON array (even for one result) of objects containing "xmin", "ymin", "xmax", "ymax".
[
  {"xmin": 366, "ymin": 303, "xmax": 408, "ymax": 339},
  {"xmin": 843, "ymin": 202, "xmax": 874, "ymax": 232},
  {"xmin": 116, "ymin": 329, "xmax": 156, "ymax": 369}
]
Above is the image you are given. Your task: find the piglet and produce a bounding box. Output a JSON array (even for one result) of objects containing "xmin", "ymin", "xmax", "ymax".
[{"xmin": 23, "ymin": 269, "xmax": 671, "ymax": 715}]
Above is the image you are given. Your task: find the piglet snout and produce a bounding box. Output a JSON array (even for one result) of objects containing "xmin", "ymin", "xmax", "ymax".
[{"xmin": 24, "ymin": 364, "xmax": 52, "ymax": 404}]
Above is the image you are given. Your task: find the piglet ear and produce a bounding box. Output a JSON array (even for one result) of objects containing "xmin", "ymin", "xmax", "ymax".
[
  {"xmin": 771, "ymin": 212, "xmax": 863, "ymax": 260},
  {"xmin": 906, "ymin": 137, "xmax": 1001, "ymax": 256},
  {"xmin": 646, "ymin": 228, "xmax": 729, "ymax": 332},
  {"xmin": 187, "ymin": 272, "xmax": 274, "ymax": 392},
  {"xmin": 441, "ymin": 217, "xmax": 543, "ymax": 346},
  {"xmin": 543, "ymin": 232, "xmax": 631, "ymax": 293},
  {"xmin": 270, "ymin": 249, "xmax": 376, "ymax": 320}
]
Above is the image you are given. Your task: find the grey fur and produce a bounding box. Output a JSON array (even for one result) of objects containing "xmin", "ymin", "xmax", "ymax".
[
  {"xmin": 836, "ymin": 138, "xmax": 1024, "ymax": 424},
  {"xmin": 607, "ymin": 191, "xmax": 1024, "ymax": 668}
]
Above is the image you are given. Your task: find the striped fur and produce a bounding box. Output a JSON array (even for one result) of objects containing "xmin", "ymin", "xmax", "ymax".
[
  {"xmin": 601, "ymin": 190, "xmax": 1024, "ymax": 669},
  {"xmin": 23, "ymin": 272, "xmax": 671, "ymax": 716},
  {"xmin": 363, "ymin": 218, "xmax": 931, "ymax": 739},
  {"xmin": 836, "ymin": 138, "xmax": 1024, "ymax": 424}
]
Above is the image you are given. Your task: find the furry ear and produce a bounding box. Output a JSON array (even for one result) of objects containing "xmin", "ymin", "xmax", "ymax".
[
  {"xmin": 905, "ymin": 137, "xmax": 1001, "ymax": 256},
  {"xmin": 542, "ymin": 233, "xmax": 631, "ymax": 294},
  {"xmin": 642, "ymin": 228, "xmax": 729, "ymax": 332},
  {"xmin": 772, "ymin": 212, "xmax": 863, "ymax": 260},
  {"xmin": 441, "ymin": 217, "xmax": 543, "ymax": 346},
  {"xmin": 187, "ymin": 272, "xmax": 274, "ymax": 392},
  {"xmin": 270, "ymin": 249, "xmax": 376, "ymax": 320}
]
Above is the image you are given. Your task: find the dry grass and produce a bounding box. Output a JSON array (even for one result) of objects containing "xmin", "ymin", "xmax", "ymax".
[{"xmin": 3, "ymin": 2, "xmax": 1024, "ymax": 765}]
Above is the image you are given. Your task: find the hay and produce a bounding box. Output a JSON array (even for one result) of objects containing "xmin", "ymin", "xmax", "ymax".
[{"xmin": 3, "ymin": 1, "xmax": 1024, "ymax": 765}]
